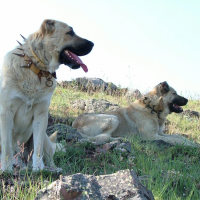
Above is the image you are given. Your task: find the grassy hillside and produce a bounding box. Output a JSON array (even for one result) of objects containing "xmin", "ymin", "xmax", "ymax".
[
  {"xmin": 1, "ymin": 84, "xmax": 200, "ymax": 199},
  {"xmin": 50, "ymin": 84, "xmax": 200, "ymax": 200}
]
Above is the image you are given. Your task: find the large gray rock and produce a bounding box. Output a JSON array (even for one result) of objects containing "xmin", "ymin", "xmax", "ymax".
[
  {"xmin": 46, "ymin": 123, "xmax": 82, "ymax": 142},
  {"xmin": 57, "ymin": 78, "xmax": 118, "ymax": 92},
  {"xmin": 76, "ymin": 77, "xmax": 107, "ymax": 89},
  {"xmin": 75, "ymin": 77, "xmax": 118, "ymax": 92},
  {"xmin": 125, "ymin": 89, "xmax": 143, "ymax": 100},
  {"xmin": 57, "ymin": 77, "xmax": 124, "ymax": 96},
  {"xmin": 35, "ymin": 169, "xmax": 154, "ymax": 200},
  {"xmin": 70, "ymin": 99, "xmax": 120, "ymax": 113}
]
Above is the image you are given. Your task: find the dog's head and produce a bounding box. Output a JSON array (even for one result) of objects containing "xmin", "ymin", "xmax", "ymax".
[
  {"xmin": 156, "ymin": 81, "xmax": 188, "ymax": 113},
  {"xmin": 29, "ymin": 19, "xmax": 94, "ymax": 73}
]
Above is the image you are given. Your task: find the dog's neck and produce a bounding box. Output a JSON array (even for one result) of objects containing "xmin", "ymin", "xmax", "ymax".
[
  {"xmin": 28, "ymin": 46, "xmax": 48, "ymax": 71},
  {"xmin": 13, "ymin": 41, "xmax": 57, "ymax": 87},
  {"xmin": 138, "ymin": 96, "xmax": 163, "ymax": 119}
]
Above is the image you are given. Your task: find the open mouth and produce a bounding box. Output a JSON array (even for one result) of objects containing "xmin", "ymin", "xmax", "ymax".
[
  {"xmin": 59, "ymin": 49, "xmax": 88, "ymax": 73},
  {"xmin": 169, "ymin": 103, "xmax": 183, "ymax": 113},
  {"xmin": 169, "ymin": 96, "xmax": 188, "ymax": 113},
  {"xmin": 173, "ymin": 104, "xmax": 183, "ymax": 112}
]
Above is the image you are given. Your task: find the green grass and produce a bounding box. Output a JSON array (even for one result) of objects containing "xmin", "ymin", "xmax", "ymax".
[
  {"xmin": 1, "ymin": 84, "xmax": 200, "ymax": 199},
  {"xmin": 0, "ymin": 170, "xmax": 56, "ymax": 199}
]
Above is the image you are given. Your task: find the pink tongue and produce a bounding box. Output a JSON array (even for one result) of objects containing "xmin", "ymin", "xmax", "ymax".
[
  {"xmin": 174, "ymin": 104, "xmax": 182, "ymax": 110},
  {"xmin": 65, "ymin": 50, "xmax": 88, "ymax": 73}
]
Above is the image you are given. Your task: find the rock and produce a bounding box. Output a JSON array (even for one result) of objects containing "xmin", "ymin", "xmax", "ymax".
[
  {"xmin": 76, "ymin": 77, "xmax": 108, "ymax": 90},
  {"xmin": 101, "ymin": 141, "xmax": 132, "ymax": 154},
  {"xmin": 70, "ymin": 99, "xmax": 120, "ymax": 113},
  {"xmin": 35, "ymin": 169, "xmax": 155, "ymax": 200},
  {"xmin": 46, "ymin": 124, "xmax": 82, "ymax": 142},
  {"xmin": 74, "ymin": 77, "xmax": 119, "ymax": 94},
  {"xmin": 96, "ymin": 147, "xmax": 107, "ymax": 154},
  {"xmin": 48, "ymin": 113, "xmax": 75, "ymax": 127},
  {"xmin": 116, "ymin": 142, "xmax": 132, "ymax": 153},
  {"xmin": 57, "ymin": 80, "xmax": 73, "ymax": 88},
  {"xmin": 57, "ymin": 78, "xmax": 129, "ymax": 95},
  {"xmin": 57, "ymin": 77, "xmax": 113, "ymax": 92},
  {"xmin": 181, "ymin": 110, "xmax": 199, "ymax": 119},
  {"xmin": 102, "ymin": 141, "xmax": 120, "ymax": 151},
  {"xmin": 126, "ymin": 89, "xmax": 143, "ymax": 100}
]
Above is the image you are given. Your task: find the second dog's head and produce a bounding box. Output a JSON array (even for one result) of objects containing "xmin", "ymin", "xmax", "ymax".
[{"xmin": 154, "ymin": 81, "xmax": 188, "ymax": 114}]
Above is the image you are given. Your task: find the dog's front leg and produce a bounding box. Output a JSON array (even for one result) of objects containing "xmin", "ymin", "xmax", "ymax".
[
  {"xmin": 0, "ymin": 109, "xmax": 14, "ymax": 171},
  {"xmin": 32, "ymin": 110, "xmax": 48, "ymax": 171}
]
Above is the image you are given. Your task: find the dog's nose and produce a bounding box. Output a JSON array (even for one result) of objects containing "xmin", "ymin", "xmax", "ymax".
[
  {"xmin": 184, "ymin": 98, "xmax": 188, "ymax": 104},
  {"xmin": 180, "ymin": 97, "xmax": 188, "ymax": 106},
  {"xmin": 88, "ymin": 41, "xmax": 94, "ymax": 48}
]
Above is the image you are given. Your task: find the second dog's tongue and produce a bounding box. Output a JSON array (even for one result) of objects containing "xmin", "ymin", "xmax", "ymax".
[{"xmin": 66, "ymin": 50, "xmax": 88, "ymax": 72}]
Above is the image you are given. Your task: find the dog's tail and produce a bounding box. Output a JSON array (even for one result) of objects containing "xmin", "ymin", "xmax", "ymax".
[
  {"xmin": 49, "ymin": 131, "xmax": 66, "ymax": 153},
  {"xmin": 49, "ymin": 131, "xmax": 57, "ymax": 143}
]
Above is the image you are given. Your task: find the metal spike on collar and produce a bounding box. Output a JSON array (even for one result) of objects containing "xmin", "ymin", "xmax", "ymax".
[
  {"xmin": 20, "ymin": 34, "xmax": 26, "ymax": 41},
  {"xmin": 17, "ymin": 48, "xmax": 24, "ymax": 51},
  {"xmin": 21, "ymin": 61, "xmax": 32, "ymax": 68},
  {"xmin": 17, "ymin": 40, "xmax": 22, "ymax": 46},
  {"xmin": 13, "ymin": 53, "xmax": 25, "ymax": 57}
]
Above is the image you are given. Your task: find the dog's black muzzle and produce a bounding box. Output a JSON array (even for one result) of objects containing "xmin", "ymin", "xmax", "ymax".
[
  {"xmin": 72, "ymin": 39, "xmax": 94, "ymax": 56},
  {"xmin": 59, "ymin": 39, "xmax": 94, "ymax": 69},
  {"xmin": 169, "ymin": 95, "xmax": 188, "ymax": 113}
]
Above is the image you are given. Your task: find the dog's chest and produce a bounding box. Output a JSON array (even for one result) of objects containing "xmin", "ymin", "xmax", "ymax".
[
  {"xmin": 20, "ymin": 79, "xmax": 44, "ymax": 99},
  {"xmin": 17, "ymin": 77, "xmax": 56, "ymax": 111},
  {"xmin": 18, "ymin": 77, "xmax": 56, "ymax": 99}
]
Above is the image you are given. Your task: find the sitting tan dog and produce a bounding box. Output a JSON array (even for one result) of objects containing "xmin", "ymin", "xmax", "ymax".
[
  {"xmin": 73, "ymin": 82, "xmax": 195, "ymax": 146},
  {"xmin": 0, "ymin": 19, "xmax": 93, "ymax": 171}
]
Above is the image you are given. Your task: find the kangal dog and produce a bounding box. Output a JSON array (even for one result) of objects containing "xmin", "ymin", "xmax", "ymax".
[
  {"xmin": 73, "ymin": 82, "xmax": 195, "ymax": 146},
  {"xmin": 0, "ymin": 19, "xmax": 94, "ymax": 171}
]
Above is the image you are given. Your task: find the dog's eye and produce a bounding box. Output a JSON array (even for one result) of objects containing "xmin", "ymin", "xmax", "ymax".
[{"xmin": 66, "ymin": 30, "xmax": 75, "ymax": 36}]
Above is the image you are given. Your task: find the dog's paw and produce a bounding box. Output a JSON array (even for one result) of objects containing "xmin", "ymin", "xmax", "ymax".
[{"xmin": 32, "ymin": 161, "xmax": 45, "ymax": 171}]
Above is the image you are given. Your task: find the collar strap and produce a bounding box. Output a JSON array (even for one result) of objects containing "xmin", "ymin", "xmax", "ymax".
[
  {"xmin": 29, "ymin": 47, "xmax": 47, "ymax": 70},
  {"xmin": 23, "ymin": 54, "xmax": 56, "ymax": 87},
  {"xmin": 13, "ymin": 49, "xmax": 56, "ymax": 87},
  {"xmin": 140, "ymin": 97, "xmax": 162, "ymax": 119}
]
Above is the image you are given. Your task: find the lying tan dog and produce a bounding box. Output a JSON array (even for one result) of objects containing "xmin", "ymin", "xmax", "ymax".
[
  {"xmin": 73, "ymin": 82, "xmax": 195, "ymax": 146},
  {"xmin": 0, "ymin": 19, "xmax": 93, "ymax": 171}
]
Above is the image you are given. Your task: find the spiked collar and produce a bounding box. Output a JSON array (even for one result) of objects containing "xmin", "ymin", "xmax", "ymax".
[
  {"xmin": 13, "ymin": 36, "xmax": 57, "ymax": 87},
  {"xmin": 139, "ymin": 97, "xmax": 162, "ymax": 119}
]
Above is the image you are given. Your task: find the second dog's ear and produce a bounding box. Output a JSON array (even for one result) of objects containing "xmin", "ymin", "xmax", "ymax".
[
  {"xmin": 41, "ymin": 19, "xmax": 55, "ymax": 36},
  {"xmin": 160, "ymin": 81, "xmax": 170, "ymax": 95}
]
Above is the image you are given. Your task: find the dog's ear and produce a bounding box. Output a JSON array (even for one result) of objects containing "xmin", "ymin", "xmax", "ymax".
[
  {"xmin": 159, "ymin": 81, "xmax": 170, "ymax": 95},
  {"xmin": 40, "ymin": 19, "xmax": 55, "ymax": 35}
]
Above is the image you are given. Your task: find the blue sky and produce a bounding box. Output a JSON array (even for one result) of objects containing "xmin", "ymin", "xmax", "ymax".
[{"xmin": 0, "ymin": 0, "xmax": 200, "ymax": 98}]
